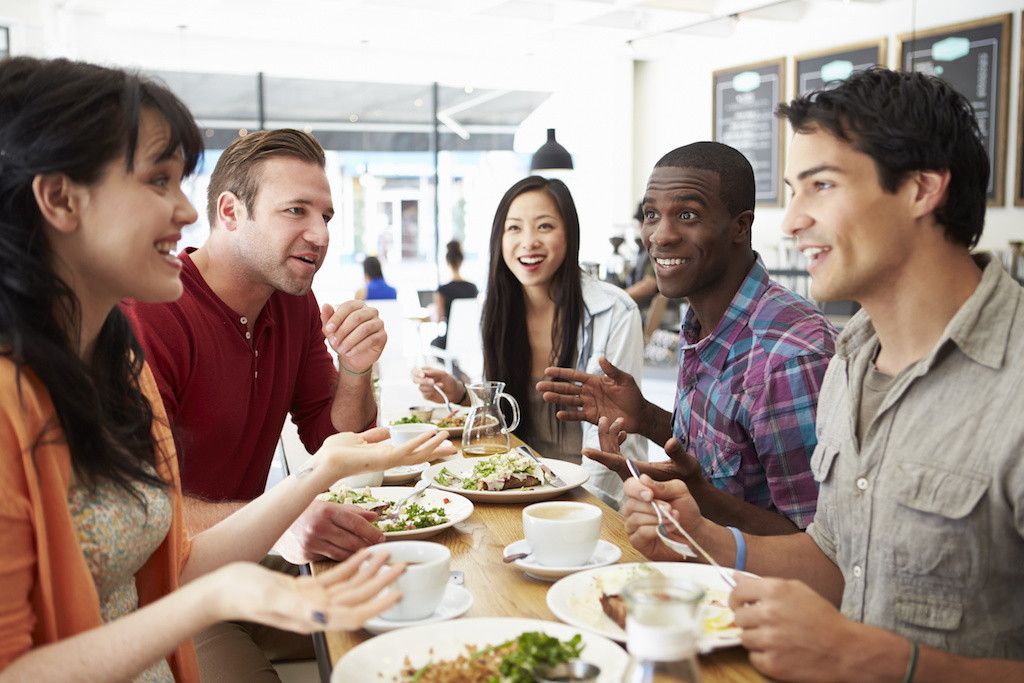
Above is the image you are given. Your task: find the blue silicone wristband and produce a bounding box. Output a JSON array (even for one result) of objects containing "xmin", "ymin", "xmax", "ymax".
[{"xmin": 728, "ymin": 526, "xmax": 746, "ymax": 572}]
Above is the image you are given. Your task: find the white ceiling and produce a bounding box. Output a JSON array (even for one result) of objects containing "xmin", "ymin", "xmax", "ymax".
[{"xmin": 36, "ymin": 0, "xmax": 886, "ymax": 61}]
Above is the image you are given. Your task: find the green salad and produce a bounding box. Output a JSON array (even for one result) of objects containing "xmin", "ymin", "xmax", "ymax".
[
  {"xmin": 316, "ymin": 484, "xmax": 448, "ymax": 532},
  {"xmin": 407, "ymin": 631, "xmax": 584, "ymax": 682},
  {"xmin": 392, "ymin": 415, "xmax": 430, "ymax": 425}
]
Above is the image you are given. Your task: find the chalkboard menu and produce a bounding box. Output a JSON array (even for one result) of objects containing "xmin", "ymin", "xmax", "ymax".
[
  {"xmin": 900, "ymin": 14, "xmax": 1011, "ymax": 206},
  {"xmin": 795, "ymin": 40, "xmax": 886, "ymax": 96},
  {"xmin": 713, "ymin": 59, "xmax": 785, "ymax": 206}
]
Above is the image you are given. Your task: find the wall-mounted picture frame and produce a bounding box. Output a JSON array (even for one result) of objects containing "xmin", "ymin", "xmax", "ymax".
[
  {"xmin": 713, "ymin": 58, "xmax": 786, "ymax": 207},
  {"xmin": 794, "ymin": 39, "xmax": 887, "ymax": 96},
  {"xmin": 899, "ymin": 14, "xmax": 1011, "ymax": 207}
]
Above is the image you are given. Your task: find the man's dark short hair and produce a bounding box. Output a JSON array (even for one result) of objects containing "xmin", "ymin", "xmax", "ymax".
[
  {"xmin": 654, "ymin": 141, "xmax": 755, "ymax": 217},
  {"xmin": 777, "ymin": 67, "xmax": 987, "ymax": 249}
]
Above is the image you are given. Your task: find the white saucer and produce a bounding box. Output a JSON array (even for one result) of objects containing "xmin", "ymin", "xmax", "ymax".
[
  {"xmin": 362, "ymin": 583, "xmax": 474, "ymax": 634},
  {"xmin": 503, "ymin": 539, "xmax": 622, "ymax": 581},
  {"xmin": 382, "ymin": 461, "xmax": 430, "ymax": 485}
]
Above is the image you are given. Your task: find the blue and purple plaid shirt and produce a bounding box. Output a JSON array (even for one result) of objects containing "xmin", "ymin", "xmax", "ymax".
[{"xmin": 673, "ymin": 255, "xmax": 836, "ymax": 528}]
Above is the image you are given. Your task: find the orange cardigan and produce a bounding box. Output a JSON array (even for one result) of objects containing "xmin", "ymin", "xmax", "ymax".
[{"xmin": 0, "ymin": 358, "xmax": 198, "ymax": 681}]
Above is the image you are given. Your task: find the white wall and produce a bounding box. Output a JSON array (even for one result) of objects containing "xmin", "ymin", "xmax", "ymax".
[{"xmin": 633, "ymin": 0, "xmax": 1024, "ymax": 261}]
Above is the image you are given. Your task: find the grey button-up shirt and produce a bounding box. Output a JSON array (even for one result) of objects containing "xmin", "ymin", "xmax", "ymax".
[{"xmin": 807, "ymin": 255, "xmax": 1024, "ymax": 659}]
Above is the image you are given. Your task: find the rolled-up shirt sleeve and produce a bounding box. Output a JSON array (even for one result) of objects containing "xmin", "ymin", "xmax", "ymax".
[{"xmin": 750, "ymin": 352, "xmax": 831, "ymax": 528}]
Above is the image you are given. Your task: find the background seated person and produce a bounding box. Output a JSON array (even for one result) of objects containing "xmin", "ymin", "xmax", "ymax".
[
  {"xmin": 355, "ymin": 255, "xmax": 397, "ymax": 300},
  {"xmin": 431, "ymin": 239, "xmax": 478, "ymax": 350}
]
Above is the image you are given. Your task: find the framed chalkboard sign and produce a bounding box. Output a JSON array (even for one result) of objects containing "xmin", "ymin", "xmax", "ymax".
[
  {"xmin": 795, "ymin": 40, "xmax": 886, "ymax": 96},
  {"xmin": 899, "ymin": 14, "xmax": 1011, "ymax": 206},
  {"xmin": 713, "ymin": 59, "xmax": 786, "ymax": 207}
]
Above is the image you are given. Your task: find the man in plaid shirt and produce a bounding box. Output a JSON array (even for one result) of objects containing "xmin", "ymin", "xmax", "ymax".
[{"xmin": 539, "ymin": 142, "xmax": 835, "ymax": 534}]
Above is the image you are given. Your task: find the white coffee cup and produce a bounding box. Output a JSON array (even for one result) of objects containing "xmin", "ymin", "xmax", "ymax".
[
  {"xmin": 522, "ymin": 501, "xmax": 602, "ymax": 567},
  {"xmin": 379, "ymin": 541, "xmax": 451, "ymax": 621},
  {"xmin": 388, "ymin": 422, "xmax": 438, "ymax": 445}
]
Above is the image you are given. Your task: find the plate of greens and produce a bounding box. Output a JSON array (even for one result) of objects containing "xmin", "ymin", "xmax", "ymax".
[
  {"xmin": 317, "ymin": 484, "xmax": 473, "ymax": 540},
  {"xmin": 330, "ymin": 617, "xmax": 628, "ymax": 682}
]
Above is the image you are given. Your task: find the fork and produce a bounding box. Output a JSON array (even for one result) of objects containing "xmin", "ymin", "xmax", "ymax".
[
  {"xmin": 624, "ymin": 459, "xmax": 736, "ymax": 588},
  {"xmin": 384, "ymin": 478, "xmax": 430, "ymax": 520}
]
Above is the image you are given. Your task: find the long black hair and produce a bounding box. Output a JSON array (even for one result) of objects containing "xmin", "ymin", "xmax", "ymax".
[
  {"xmin": 0, "ymin": 57, "xmax": 203, "ymax": 495},
  {"xmin": 480, "ymin": 176, "xmax": 584, "ymax": 443}
]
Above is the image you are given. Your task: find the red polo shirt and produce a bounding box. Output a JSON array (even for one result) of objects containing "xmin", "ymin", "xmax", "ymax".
[{"xmin": 122, "ymin": 249, "xmax": 338, "ymax": 501}]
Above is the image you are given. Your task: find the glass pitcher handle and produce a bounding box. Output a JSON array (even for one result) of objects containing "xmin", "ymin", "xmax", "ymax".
[{"xmin": 498, "ymin": 392, "xmax": 520, "ymax": 433}]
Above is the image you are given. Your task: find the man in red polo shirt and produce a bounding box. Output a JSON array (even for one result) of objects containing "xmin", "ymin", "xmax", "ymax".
[{"xmin": 124, "ymin": 129, "xmax": 400, "ymax": 681}]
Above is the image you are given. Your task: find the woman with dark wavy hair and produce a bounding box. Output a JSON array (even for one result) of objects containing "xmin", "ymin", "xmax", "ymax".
[
  {"xmin": 415, "ymin": 176, "xmax": 646, "ymax": 505},
  {"xmin": 0, "ymin": 57, "xmax": 445, "ymax": 682}
]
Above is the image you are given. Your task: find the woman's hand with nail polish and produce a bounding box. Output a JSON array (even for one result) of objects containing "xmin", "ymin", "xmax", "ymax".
[{"xmin": 202, "ymin": 547, "xmax": 405, "ymax": 634}]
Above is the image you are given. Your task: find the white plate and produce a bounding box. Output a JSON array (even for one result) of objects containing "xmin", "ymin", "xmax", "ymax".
[
  {"xmin": 431, "ymin": 409, "xmax": 467, "ymax": 438},
  {"xmin": 332, "ymin": 617, "xmax": 629, "ymax": 682},
  {"xmin": 362, "ymin": 584, "xmax": 474, "ymax": 634},
  {"xmin": 421, "ymin": 457, "xmax": 589, "ymax": 503},
  {"xmin": 546, "ymin": 562, "xmax": 744, "ymax": 653},
  {"xmin": 354, "ymin": 487, "xmax": 473, "ymax": 540},
  {"xmin": 391, "ymin": 409, "xmax": 468, "ymax": 438},
  {"xmin": 382, "ymin": 462, "xmax": 430, "ymax": 485},
  {"xmin": 504, "ymin": 539, "xmax": 622, "ymax": 581}
]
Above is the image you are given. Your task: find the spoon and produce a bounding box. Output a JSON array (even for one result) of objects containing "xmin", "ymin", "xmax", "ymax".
[
  {"xmin": 503, "ymin": 551, "xmax": 531, "ymax": 563},
  {"xmin": 384, "ymin": 478, "xmax": 431, "ymax": 520},
  {"xmin": 624, "ymin": 459, "xmax": 736, "ymax": 587}
]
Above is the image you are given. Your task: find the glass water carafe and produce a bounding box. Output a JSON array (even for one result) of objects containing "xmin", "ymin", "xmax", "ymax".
[
  {"xmin": 621, "ymin": 576, "xmax": 705, "ymax": 683},
  {"xmin": 462, "ymin": 381, "xmax": 521, "ymax": 457}
]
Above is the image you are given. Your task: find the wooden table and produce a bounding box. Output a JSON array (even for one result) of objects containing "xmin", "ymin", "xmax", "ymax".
[{"xmin": 312, "ymin": 446, "xmax": 774, "ymax": 683}]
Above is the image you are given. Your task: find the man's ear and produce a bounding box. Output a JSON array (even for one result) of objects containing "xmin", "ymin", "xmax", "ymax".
[
  {"xmin": 31, "ymin": 173, "xmax": 82, "ymax": 234},
  {"xmin": 216, "ymin": 191, "xmax": 245, "ymax": 232},
  {"xmin": 732, "ymin": 209, "xmax": 754, "ymax": 245},
  {"xmin": 910, "ymin": 169, "xmax": 951, "ymax": 220}
]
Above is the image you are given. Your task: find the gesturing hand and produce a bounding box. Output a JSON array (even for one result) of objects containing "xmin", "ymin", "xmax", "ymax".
[
  {"xmin": 321, "ymin": 301, "xmax": 387, "ymax": 374},
  {"xmin": 537, "ymin": 356, "xmax": 647, "ymax": 433},
  {"xmin": 214, "ymin": 547, "xmax": 405, "ymax": 634}
]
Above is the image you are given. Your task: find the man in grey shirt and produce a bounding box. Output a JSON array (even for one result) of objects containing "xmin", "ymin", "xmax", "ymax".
[{"xmin": 620, "ymin": 66, "xmax": 1024, "ymax": 681}]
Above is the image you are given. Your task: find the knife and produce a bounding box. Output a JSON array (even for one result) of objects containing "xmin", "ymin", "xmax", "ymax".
[{"xmin": 517, "ymin": 445, "xmax": 566, "ymax": 487}]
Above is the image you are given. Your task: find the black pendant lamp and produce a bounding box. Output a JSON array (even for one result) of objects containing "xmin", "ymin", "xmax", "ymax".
[{"xmin": 530, "ymin": 128, "xmax": 574, "ymax": 171}]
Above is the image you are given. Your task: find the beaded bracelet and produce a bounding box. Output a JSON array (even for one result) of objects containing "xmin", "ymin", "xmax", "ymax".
[{"xmin": 727, "ymin": 526, "xmax": 746, "ymax": 572}]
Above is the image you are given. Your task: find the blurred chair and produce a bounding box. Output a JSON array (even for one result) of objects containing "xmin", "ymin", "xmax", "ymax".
[
  {"xmin": 368, "ymin": 299, "xmax": 422, "ymax": 379},
  {"xmin": 430, "ymin": 296, "xmax": 483, "ymax": 382}
]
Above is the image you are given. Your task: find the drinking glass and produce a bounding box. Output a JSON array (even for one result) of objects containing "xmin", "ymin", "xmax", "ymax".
[{"xmin": 621, "ymin": 576, "xmax": 705, "ymax": 683}]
